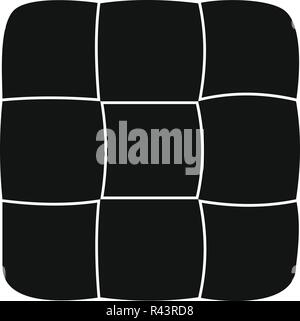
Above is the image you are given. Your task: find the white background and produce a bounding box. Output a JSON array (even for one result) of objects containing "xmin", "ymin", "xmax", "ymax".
[{"xmin": 0, "ymin": 0, "xmax": 299, "ymax": 301}]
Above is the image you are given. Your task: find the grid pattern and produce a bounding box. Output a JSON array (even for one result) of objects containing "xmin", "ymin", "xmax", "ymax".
[{"xmin": 2, "ymin": 2, "xmax": 298, "ymax": 299}]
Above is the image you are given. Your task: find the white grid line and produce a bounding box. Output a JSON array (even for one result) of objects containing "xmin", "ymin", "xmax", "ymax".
[
  {"xmin": 199, "ymin": 2, "xmax": 207, "ymax": 100},
  {"xmin": 2, "ymin": 94, "xmax": 296, "ymax": 104},
  {"xmin": 2, "ymin": 199, "xmax": 296, "ymax": 207},
  {"xmin": 101, "ymin": 196, "xmax": 197, "ymax": 200},
  {"xmin": 197, "ymin": 2, "xmax": 207, "ymax": 300},
  {"xmin": 95, "ymin": 199, "xmax": 101, "ymax": 298},
  {"xmin": 95, "ymin": 2, "xmax": 101, "ymax": 300},
  {"xmin": 201, "ymin": 199, "xmax": 297, "ymax": 208},
  {"xmin": 95, "ymin": 2, "xmax": 100, "ymax": 100},
  {"xmin": 198, "ymin": 201, "xmax": 207, "ymax": 299},
  {"xmin": 2, "ymin": 97, "xmax": 99, "ymax": 102},
  {"xmin": 196, "ymin": 101, "xmax": 204, "ymax": 199},
  {"xmin": 100, "ymin": 102, "xmax": 108, "ymax": 199},
  {"xmin": 200, "ymin": 92, "xmax": 297, "ymax": 102},
  {"xmin": 101, "ymin": 101, "xmax": 198, "ymax": 105},
  {"xmin": 2, "ymin": 199, "xmax": 99, "ymax": 206}
]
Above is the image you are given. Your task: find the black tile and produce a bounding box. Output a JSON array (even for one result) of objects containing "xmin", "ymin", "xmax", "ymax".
[
  {"xmin": 3, "ymin": 203, "xmax": 97, "ymax": 300},
  {"xmin": 99, "ymin": 200, "xmax": 203, "ymax": 300},
  {"xmin": 0, "ymin": 100, "xmax": 103, "ymax": 202},
  {"xmin": 99, "ymin": 1, "xmax": 202, "ymax": 101},
  {"xmin": 202, "ymin": 203, "xmax": 299, "ymax": 300},
  {"xmin": 103, "ymin": 104, "xmax": 200, "ymax": 196},
  {"xmin": 202, "ymin": 1, "xmax": 299, "ymax": 97},
  {"xmin": 200, "ymin": 97, "xmax": 300, "ymax": 203},
  {"xmin": 3, "ymin": 1, "xmax": 97, "ymax": 98}
]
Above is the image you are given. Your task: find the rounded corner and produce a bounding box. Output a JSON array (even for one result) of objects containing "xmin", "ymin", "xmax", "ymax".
[
  {"xmin": 263, "ymin": 273, "xmax": 297, "ymax": 301},
  {"xmin": 249, "ymin": 273, "xmax": 297, "ymax": 301},
  {"xmin": 2, "ymin": 273, "xmax": 44, "ymax": 301},
  {"xmin": 4, "ymin": 2, "xmax": 43, "ymax": 35},
  {"xmin": 271, "ymin": 3, "xmax": 294, "ymax": 24}
]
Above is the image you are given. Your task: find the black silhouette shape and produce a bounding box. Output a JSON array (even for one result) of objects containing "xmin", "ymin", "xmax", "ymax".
[{"xmin": 1, "ymin": 0, "xmax": 299, "ymax": 301}]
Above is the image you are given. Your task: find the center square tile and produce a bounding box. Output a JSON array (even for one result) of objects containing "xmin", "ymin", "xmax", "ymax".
[{"xmin": 102, "ymin": 103, "xmax": 201, "ymax": 196}]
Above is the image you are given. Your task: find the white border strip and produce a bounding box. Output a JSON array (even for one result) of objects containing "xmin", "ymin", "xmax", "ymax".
[
  {"xmin": 2, "ymin": 97, "xmax": 99, "ymax": 102},
  {"xmin": 196, "ymin": 102, "xmax": 204, "ymax": 199},
  {"xmin": 96, "ymin": 99, "xmax": 108, "ymax": 298},
  {"xmin": 95, "ymin": 3, "xmax": 101, "ymax": 100},
  {"xmin": 101, "ymin": 196, "xmax": 196, "ymax": 200},
  {"xmin": 198, "ymin": 201, "xmax": 207, "ymax": 298},
  {"xmin": 199, "ymin": 3, "xmax": 207, "ymax": 100},
  {"xmin": 201, "ymin": 199, "xmax": 297, "ymax": 207},
  {"xmin": 2, "ymin": 94, "xmax": 296, "ymax": 104},
  {"xmin": 100, "ymin": 102, "xmax": 108, "ymax": 199},
  {"xmin": 2, "ymin": 199, "xmax": 98, "ymax": 206},
  {"xmin": 2, "ymin": 198, "xmax": 296, "ymax": 207},
  {"xmin": 200, "ymin": 93, "xmax": 297, "ymax": 102},
  {"xmin": 197, "ymin": 3, "xmax": 207, "ymax": 300},
  {"xmin": 101, "ymin": 101, "xmax": 198, "ymax": 105},
  {"xmin": 94, "ymin": 3, "xmax": 102, "ymax": 300},
  {"xmin": 95, "ymin": 197, "xmax": 101, "ymax": 299}
]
